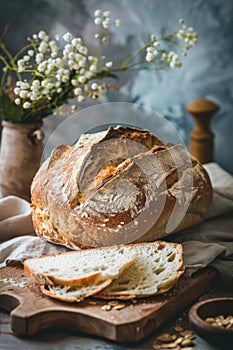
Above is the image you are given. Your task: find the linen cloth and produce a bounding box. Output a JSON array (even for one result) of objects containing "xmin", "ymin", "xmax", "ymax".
[{"xmin": 0, "ymin": 163, "xmax": 233, "ymax": 287}]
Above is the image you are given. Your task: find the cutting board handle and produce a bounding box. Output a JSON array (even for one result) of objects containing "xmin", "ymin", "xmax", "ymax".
[{"xmin": 1, "ymin": 291, "xmax": 84, "ymax": 336}]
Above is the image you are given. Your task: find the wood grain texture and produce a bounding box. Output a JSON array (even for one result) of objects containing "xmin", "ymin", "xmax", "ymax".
[{"xmin": 0, "ymin": 266, "xmax": 217, "ymax": 342}]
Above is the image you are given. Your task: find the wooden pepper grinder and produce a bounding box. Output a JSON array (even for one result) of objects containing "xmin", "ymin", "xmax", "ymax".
[{"xmin": 186, "ymin": 98, "xmax": 219, "ymax": 164}]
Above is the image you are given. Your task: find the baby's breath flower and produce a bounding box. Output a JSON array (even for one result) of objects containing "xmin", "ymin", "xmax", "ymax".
[
  {"xmin": 79, "ymin": 46, "xmax": 88, "ymax": 55},
  {"xmin": 94, "ymin": 17, "xmax": 102, "ymax": 25},
  {"xmin": 102, "ymin": 17, "xmax": 112, "ymax": 29},
  {"xmin": 55, "ymin": 57, "xmax": 63, "ymax": 68},
  {"xmin": 38, "ymin": 41, "xmax": 48, "ymax": 53},
  {"xmin": 23, "ymin": 101, "xmax": 31, "ymax": 109},
  {"xmin": 115, "ymin": 19, "xmax": 121, "ymax": 27},
  {"xmin": 105, "ymin": 61, "xmax": 113, "ymax": 68},
  {"xmin": 176, "ymin": 21, "xmax": 198, "ymax": 49},
  {"xmin": 28, "ymin": 50, "xmax": 34, "ymax": 57},
  {"xmin": 38, "ymin": 62, "xmax": 47, "ymax": 72},
  {"xmin": 89, "ymin": 64, "xmax": 97, "ymax": 72},
  {"xmin": 74, "ymin": 87, "xmax": 82, "ymax": 95},
  {"xmin": 38, "ymin": 30, "xmax": 47, "ymax": 40},
  {"xmin": 94, "ymin": 33, "xmax": 100, "ymax": 39},
  {"xmin": 15, "ymin": 98, "xmax": 21, "ymax": 105},
  {"xmin": 94, "ymin": 9, "xmax": 102, "ymax": 17},
  {"xmin": 145, "ymin": 52, "xmax": 154, "ymax": 62},
  {"xmin": 91, "ymin": 83, "xmax": 98, "ymax": 90},
  {"xmin": 71, "ymin": 38, "xmax": 81, "ymax": 47},
  {"xmin": 19, "ymin": 90, "xmax": 28, "ymax": 98},
  {"xmin": 78, "ymin": 76, "xmax": 86, "ymax": 84},
  {"xmin": 63, "ymin": 32, "xmax": 73, "ymax": 43},
  {"xmin": 32, "ymin": 79, "xmax": 40, "ymax": 87},
  {"xmin": 17, "ymin": 59, "xmax": 25, "ymax": 72},
  {"xmin": 71, "ymin": 79, "xmax": 78, "ymax": 86},
  {"xmin": 103, "ymin": 11, "xmax": 111, "ymax": 17},
  {"xmin": 77, "ymin": 95, "xmax": 85, "ymax": 102},
  {"xmin": 71, "ymin": 104, "xmax": 76, "ymax": 112},
  {"xmin": 68, "ymin": 52, "xmax": 75, "ymax": 60},
  {"xmin": 63, "ymin": 44, "xmax": 74, "ymax": 55},
  {"xmin": 51, "ymin": 51, "xmax": 58, "ymax": 58},
  {"xmin": 23, "ymin": 55, "xmax": 30, "ymax": 61},
  {"xmin": 49, "ymin": 40, "xmax": 56, "ymax": 48},
  {"xmin": 85, "ymin": 71, "xmax": 93, "ymax": 79},
  {"xmin": 145, "ymin": 44, "xmax": 158, "ymax": 62},
  {"xmin": 35, "ymin": 53, "xmax": 44, "ymax": 64},
  {"xmin": 14, "ymin": 87, "xmax": 20, "ymax": 95},
  {"xmin": 19, "ymin": 81, "xmax": 29, "ymax": 89}
]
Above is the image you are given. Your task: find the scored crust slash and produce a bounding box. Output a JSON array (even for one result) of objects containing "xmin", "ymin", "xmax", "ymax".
[{"xmin": 30, "ymin": 125, "xmax": 212, "ymax": 248}]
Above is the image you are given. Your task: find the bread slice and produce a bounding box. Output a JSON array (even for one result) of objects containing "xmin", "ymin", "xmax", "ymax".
[
  {"xmin": 40, "ymin": 279, "xmax": 112, "ymax": 302},
  {"xmin": 96, "ymin": 241, "xmax": 184, "ymax": 299},
  {"xmin": 24, "ymin": 245, "xmax": 136, "ymax": 286}
]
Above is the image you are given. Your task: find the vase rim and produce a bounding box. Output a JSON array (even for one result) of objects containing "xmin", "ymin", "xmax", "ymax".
[{"xmin": 1, "ymin": 120, "xmax": 43, "ymax": 129}]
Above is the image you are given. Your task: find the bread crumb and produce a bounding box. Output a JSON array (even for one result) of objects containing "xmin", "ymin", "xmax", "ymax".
[{"xmin": 101, "ymin": 304, "xmax": 111, "ymax": 311}]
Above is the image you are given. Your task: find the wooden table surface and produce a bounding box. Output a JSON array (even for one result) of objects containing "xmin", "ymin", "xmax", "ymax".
[
  {"xmin": 1, "ymin": 282, "xmax": 232, "ymax": 350},
  {"xmin": 1, "ymin": 210, "xmax": 232, "ymax": 349}
]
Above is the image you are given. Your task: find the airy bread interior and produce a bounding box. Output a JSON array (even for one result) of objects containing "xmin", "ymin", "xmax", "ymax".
[
  {"xmin": 26, "ymin": 241, "xmax": 184, "ymax": 303},
  {"xmin": 96, "ymin": 241, "xmax": 184, "ymax": 299},
  {"xmin": 24, "ymin": 245, "xmax": 136, "ymax": 286}
]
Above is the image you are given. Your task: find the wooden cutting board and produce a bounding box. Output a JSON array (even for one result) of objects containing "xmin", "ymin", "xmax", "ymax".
[{"xmin": 0, "ymin": 266, "xmax": 216, "ymax": 343}]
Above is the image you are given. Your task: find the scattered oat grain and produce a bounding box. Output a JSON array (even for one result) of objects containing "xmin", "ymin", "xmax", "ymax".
[{"xmin": 101, "ymin": 304, "xmax": 111, "ymax": 311}]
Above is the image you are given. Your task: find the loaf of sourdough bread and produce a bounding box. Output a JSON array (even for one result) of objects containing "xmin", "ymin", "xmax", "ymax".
[{"xmin": 31, "ymin": 126, "xmax": 212, "ymax": 248}]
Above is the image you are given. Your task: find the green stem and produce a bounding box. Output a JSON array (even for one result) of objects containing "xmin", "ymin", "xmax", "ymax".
[
  {"xmin": 13, "ymin": 42, "xmax": 37, "ymax": 61},
  {"xmin": 0, "ymin": 43, "xmax": 13, "ymax": 63},
  {"xmin": 0, "ymin": 44, "xmax": 22, "ymax": 80},
  {"xmin": 124, "ymin": 59, "xmax": 147, "ymax": 70},
  {"xmin": 0, "ymin": 54, "xmax": 10, "ymax": 68},
  {"xmin": 111, "ymin": 65, "xmax": 166, "ymax": 73},
  {"xmin": 1, "ymin": 69, "xmax": 8, "ymax": 87},
  {"xmin": 94, "ymin": 30, "xmax": 108, "ymax": 69},
  {"xmin": 121, "ymin": 40, "xmax": 152, "ymax": 68},
  {"xmin": 0, "ymin": 55, "xmax": 11, "ymax": 87},
  {"xmin": 158, "ymin": 29, "xmax": 178, "ymax": 41}
]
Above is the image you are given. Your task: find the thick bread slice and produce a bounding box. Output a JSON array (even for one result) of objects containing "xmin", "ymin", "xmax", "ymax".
[
  {"xmin": 97, "ymin": 241, "xmax": 184, "ymax": 299},
  {"xmin": 24, "ymin": 245, "xmax": 136, "ymax": 286},
  {"xmin": 40, "ymin": 279, "xmax": 112, "ymax": 302}
]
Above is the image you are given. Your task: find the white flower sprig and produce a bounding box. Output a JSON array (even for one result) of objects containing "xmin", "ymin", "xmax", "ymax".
[{"xmin": 0, "ymin": 10, "xmax": 197, "ymax": 122}]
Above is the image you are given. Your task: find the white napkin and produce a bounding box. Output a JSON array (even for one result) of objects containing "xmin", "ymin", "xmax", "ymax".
[
  {"xmin": 0, "ymin": 195, "xmax": 35, "ymax": 243},
  {"xmin": 172, "ymin": 211, "xmax": 233, "ymax": 288},
  {"xmin": 204, "ymin": 162, "xmax": 233, "ymax": 218},
  {"xmin": 0, "ymin": 236, "xmax": 68, "ymax": 269}
]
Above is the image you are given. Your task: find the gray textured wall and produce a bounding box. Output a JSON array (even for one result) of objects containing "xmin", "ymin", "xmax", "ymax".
[{"xmin": 1, "ymin": 0, "xmax": 233, "ymax": 173}]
